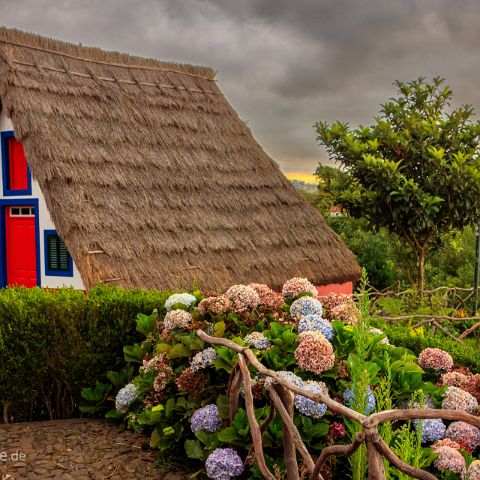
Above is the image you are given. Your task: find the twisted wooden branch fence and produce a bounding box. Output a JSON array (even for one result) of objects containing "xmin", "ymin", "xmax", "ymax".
[
  {"xmin": 197, "ymin": 330, "xmax": 480, "ymax": 480},
  {"xmin": 368, "ymin": 285, "xmax": 480, "ymax": 341}
]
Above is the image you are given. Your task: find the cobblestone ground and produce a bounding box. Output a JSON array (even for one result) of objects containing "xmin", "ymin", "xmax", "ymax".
[{"xmin": 0, "ymin": 419, "xmax": 182, "ymax": 480}]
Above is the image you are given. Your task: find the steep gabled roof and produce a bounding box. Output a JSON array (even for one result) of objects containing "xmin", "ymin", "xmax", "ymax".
[{"xmin": 0, "ymin": 27, "xmax": 360, "ymax": 290}]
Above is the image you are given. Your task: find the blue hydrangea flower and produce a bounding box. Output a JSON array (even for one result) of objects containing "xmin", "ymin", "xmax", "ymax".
[
  {"xmin": 205, "ymin": 448, "xmax": 244, "ymax": 480},
  {"xmin": 244, "ymin": 332, "xmax": 271, "ymax": 350},
  {"xmin": 294, "ymin": 381, "xmax": 328, "ymax": 419},
  {"xmin": 265, "ymin": 370, "xmax": 304, "ymax": 388},
  {"xmin": 290, "ymin": 296, "xmax": 323, "ymax": 319},
  {"xmin": 115, "ymin": 383, "xmax": 138, "ymax": 413},
  {"xmin": 413, "ymin": 418, "xmax": 446, "ymax": 443},
  {"xmin": 343, "ymin": 386, "xmax": 376, "ymax": 414},
  {"xmin": 165, "ymin": 293, "xmax": 197, "ymax": 311},
  {"xmin": 191, "ymin": 347, "xmax": 217, "ymax": 372},
  {"xmin": 298, "ymin": 314, "xmax": 334, "ymax": 340},
  {"xmin": 191, "ymin": 404, "xmax": 223, "ymax": 433}
]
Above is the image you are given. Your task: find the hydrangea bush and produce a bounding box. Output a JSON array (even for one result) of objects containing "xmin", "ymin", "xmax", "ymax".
[{"xmin": 82, "ymin": 281, "xmax": 480, "ymax": 480}]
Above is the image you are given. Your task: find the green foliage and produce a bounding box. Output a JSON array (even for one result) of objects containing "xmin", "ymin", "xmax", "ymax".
[
  {"xmin": 377, "ymin": 322, "xmax": 480, "ymax": 372},
  {"xmin": 390, "ymin": 422, "xmax": 435, "ymax": 479},
  {"xmin": 0, "ymin": 285, "xmax": 170, "ymax": 421},
  {"xmin": 346, "ymin": 273, "xmax": 372, "ymax": 480},
  {"xmin": 311, "ymin": 164, "xmax": 351, "ymax": 215},
  {"xmin": 328, "ymin": 216, "xmax": 414, "ymax": 289},
  {"xmin": 316, "ymin": 76, "xmax": 480, "ymax": 291},
  {"xmin": 427, "ymin": 227, "xmax": 477, "ymax": 288}
]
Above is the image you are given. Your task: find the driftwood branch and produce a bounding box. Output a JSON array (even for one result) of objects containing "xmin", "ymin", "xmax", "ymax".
[
  {"xmin": 227, "ymin": 364, "xmax": 242, "ymax": 424},
  {"xmin": 196, "ymin": 330, "xmax": 365, "ymax": 424},
  {"xmin": 237, "ymin": 353, "xmax": 276, "ymax": 480},
  {"xmin": 458, "ymin": 321, "xmax": 480, "ymax": 339},
  {"xmin": 381, "ymin": 314, "xmax": 480, "ymax": 322},
  {"xmin": 366, "ymin": 438, "xmax": 385, "ymax": 480},
  {"xmin": 430, "ymin": 320, "xmax": 461, "ymax": 343},
  {"xmin": 268, "ymin": 385, "xmax": 316, "ymax": 474},
  {"xmin": 197, "ymin": 330, "xmax": 480, "ymax": 480},
  {"xmin": 310, "ymin": 432, "xmax": 364, "ymax": 480},
  {"xmin": 365, "ymin": 408, "xmax": 480, "ymax": 428},
  {"xmin": 372, "ymin": 434, "xmax": 437, "ymax": 480},
  {"xmin": 276, "ymin": 385, "xmax": 300, "ymax": 480},
  {"xmin": 245, "ymin": 399, "xmax": 276, "ymax": 463}
]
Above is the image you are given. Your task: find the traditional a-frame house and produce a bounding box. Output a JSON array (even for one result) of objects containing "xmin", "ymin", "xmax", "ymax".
[{"xmin": 0, "ymin": 27, "xmax": 360, "ymax": 292}]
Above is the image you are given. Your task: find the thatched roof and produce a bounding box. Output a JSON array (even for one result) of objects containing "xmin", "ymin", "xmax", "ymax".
[{"xmin": 0, "ymin": 27, "xmax": 360, "ymax": 291}]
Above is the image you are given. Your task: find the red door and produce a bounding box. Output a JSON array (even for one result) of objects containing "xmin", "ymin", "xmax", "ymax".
[{"xmin": 5, "ymin": 206, "xmax": 37, "ymax": 287}]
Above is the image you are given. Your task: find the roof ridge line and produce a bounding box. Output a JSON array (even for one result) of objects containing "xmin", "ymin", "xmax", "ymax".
[{"xmin": 0, "ymin": 38, "xmax": 216, "ymax": 82}]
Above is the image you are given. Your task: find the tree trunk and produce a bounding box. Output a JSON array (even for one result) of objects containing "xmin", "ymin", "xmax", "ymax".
[{"xmin": 417, "ymin": 249, "xmax": 426, "ymax": 296}]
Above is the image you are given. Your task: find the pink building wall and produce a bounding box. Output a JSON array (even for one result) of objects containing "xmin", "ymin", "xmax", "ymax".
[{"xmin": 316, "ymin": 281, "xmax": 353, "ymax": 297}]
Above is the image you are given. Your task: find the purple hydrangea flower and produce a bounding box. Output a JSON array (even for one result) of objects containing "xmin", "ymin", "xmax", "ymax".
[
  {"xmin": 294, "ymin": 381, "xmax": 328, "ymax": 419},
  {"xmin": 191, "ymin": 404, "xmax": 223, "ymax": 433},
  {"xmin": 413, "ymin": 418, "xmax": 446, "ymax": 443},
  {"xmin": 343, "ymin": 386, "xmax": 376, "ymax": 414},
  {"xmin": 205, "ymin": 448, "xmax": 244, "ymax": 480},
  {"xmin": 290, "ymin": 296, "xmax": 323, "ymax": 319},
  {"xmin": 298, "ymin": 314, "xmax": 334, "ymax": 340}
]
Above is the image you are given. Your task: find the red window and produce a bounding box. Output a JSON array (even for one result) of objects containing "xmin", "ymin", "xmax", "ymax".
[{"xmin": 8, "ymin": 137, "xmax": 29, "ymax": 191}]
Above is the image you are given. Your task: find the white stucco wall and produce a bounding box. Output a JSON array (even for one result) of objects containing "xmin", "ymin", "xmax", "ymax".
[{"xmin": 0, "ymin": 112, "xmax": 84, "ymax": 289}]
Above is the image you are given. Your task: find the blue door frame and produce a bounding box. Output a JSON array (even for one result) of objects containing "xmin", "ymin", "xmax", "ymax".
[{"xmin": 0, "ymin": 198, "xmax": 41, "ymax": 287}]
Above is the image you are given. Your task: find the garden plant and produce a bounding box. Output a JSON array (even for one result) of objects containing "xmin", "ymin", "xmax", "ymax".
[{"xmin": 82, "ymin": 274, "xmax": 480, "ymax": 480}]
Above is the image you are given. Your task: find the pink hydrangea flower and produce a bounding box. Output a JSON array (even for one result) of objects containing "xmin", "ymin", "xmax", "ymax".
[
  {"xmin": 319, "ymin": 293, "xmax": 354, "ymax": 320},
  {"xmin": 433, "ymin": 445, "xmax": 466, "ymax": 477},
  {"xmin": 467, "ymin": 460, "xmax": 480, "ymax": 480},
  {"xmin": 441, "ymin": 371, "xmax": 469, "ymax": 388},
  {"xmin": 331, "ymin": 303, "xmax": 359, "ymax": 325},
  {"xmin": 163, "ymin": 309, "xmax": 192, "ymax": 332},
  {"xmin": 225, "ymin": 285, "xmax": 260, "ymax": 312},
  {"xmin": 198, "ymin": 295, "xmax": 233, "ymax": 315},
  {"xmin": 418, "ymin": 348, "xmax": 453, "ymax": 372},
  {"xmin": 281, "ymin": 277, "xmax": 318, "ymax": 298},
  {"xmin": 433, "ymin": 438, "xmax": 461, "ymax": 450},
  {"xmin": 446, "ymin": 421, "xmax": 480, "ymax": 452},
  {"xmin": 248, "ymin": 283, "xmax": 284, "ymax": 308},
  {"xmin": 294, "ymin": 331, "xmax": 335, "ymax": 374},
  {"xmin": 442, "ymin": 386, "xmax": 478, "ymax": 414}
]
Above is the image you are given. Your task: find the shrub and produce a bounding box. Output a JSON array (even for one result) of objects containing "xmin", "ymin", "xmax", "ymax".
[
  {"xmin": 0, "ymin": 285, "xmax": 170, "ymax": 422},
  {"xmin": 81, "ymin": 281, "xmax": 479, "ymax": 479}
]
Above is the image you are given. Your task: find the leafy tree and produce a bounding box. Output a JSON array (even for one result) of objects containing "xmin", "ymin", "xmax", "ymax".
[
  {"xmin": 313, "ymin": 164, "xmax": 348, "ymax": 215},
  {"xmin": 315, "ymin": 77, "xmax": 480, "ymax": 293}
]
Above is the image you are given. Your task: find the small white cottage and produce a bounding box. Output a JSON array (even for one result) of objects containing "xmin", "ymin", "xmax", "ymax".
[
  {"xmin": 0, "ymin": 113, "xmax": 84, "ymax": 288},
  {"xmin": 0, "ymin": 27, "xmax": 360, "ymax": 293}
]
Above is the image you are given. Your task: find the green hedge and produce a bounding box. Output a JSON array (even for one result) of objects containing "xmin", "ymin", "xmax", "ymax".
[
  {"xmin": 0, "ymin": 285, "xmax": 170, "ymax": 422},
  {"xmin": 376, "ymin": 321, "xmax": 480, "ymax": 372}
]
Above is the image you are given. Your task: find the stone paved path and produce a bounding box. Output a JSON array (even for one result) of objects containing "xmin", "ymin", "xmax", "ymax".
[{"xmin": 0, "ymin": 419, "xmax": 181, "ymax": 479}]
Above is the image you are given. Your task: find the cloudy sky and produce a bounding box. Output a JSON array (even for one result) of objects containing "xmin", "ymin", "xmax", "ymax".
[{"xmin": 2, "ymin": 0, "xmax": 479, "ymax": 181}]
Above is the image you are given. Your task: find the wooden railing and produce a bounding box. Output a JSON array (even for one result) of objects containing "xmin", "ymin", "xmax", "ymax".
[
  {"xmin": 367, "ymin": 285, "xmax": 480, "ymax": 341},
  {"xmin": 369, "ymin": 284, "xmax": 476, "ymax": 314},
  {"xmin": 197, "ymin": 330, "xmax": 480, "ymax": 480}
]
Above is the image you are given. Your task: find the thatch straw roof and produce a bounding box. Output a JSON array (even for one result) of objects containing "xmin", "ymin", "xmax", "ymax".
[{"xmin": 0, "ymin": 27, "xmax": 360, "ymax": 291}]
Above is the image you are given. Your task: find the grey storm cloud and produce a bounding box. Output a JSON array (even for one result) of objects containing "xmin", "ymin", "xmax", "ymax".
[{"xmin": 1, "ymin": 0, "xmax": 479, "ymax": 175}]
